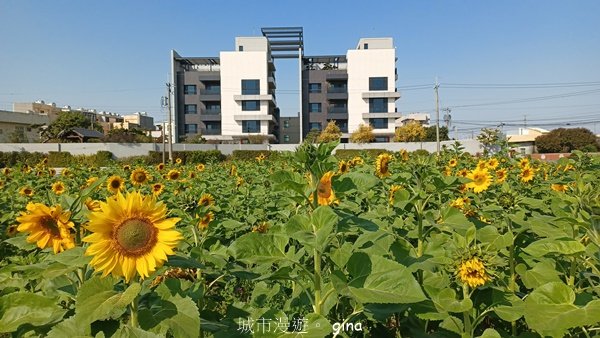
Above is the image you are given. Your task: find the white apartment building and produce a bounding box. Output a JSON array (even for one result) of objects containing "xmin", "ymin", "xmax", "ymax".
[{"xmin": 172, "ymin": 28, "xmax": 400, "ymax": 143}]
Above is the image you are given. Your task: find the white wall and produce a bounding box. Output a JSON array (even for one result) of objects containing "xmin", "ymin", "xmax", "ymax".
[
  {"xmin": 220, "ymin": 48, "xmax": 270, "ymax": 137},
  {"xmin": 0, "ymin": 140, "xmax": 482, "ymax": 159},
  {"xmin": 347, "ymin": 43, "xmax": 397, "ymax": 136}
]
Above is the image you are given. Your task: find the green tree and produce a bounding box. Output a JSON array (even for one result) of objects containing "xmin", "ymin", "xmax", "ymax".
[
  {"xmin": 394, "ymin": 121, "xmax": 426, "ymax": 142},
  {"xmin": 423, "ymin": 126, "xmax": 450, "ymax": 142},
  {"xmin": 102, "ymin": 128, "xmax": 152, "ymax": 143},
  {"xmin": 477, "ymin": 128, "xmax": 505, "ymax": 155},
  {"xmin": 535, "ymin": 128, "xmax": 599, "ymax": 153},
  {"xmin": 41, "ymin": 111, "xmax": 100, "ymax": 142},
  {"xmin": 317, "ymin": 121, "xmax": 342, "ymax": 143},
  {"xmin": 350, "ymin": 124, "xmax": 375, "ymax": 143},
  {"xmin": 7, "ymin": 128, "xmax": 28, "ymax": 143}
]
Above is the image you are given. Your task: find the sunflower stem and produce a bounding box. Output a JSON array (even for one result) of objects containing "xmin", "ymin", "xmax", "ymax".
[
  {"xmin": 313, "ymin": 248, "xmax": 322, "ymax": 315},
  {"xmin": 462, "ymin": 284, "xmax": 472, "ymax": 338},
  {"xmin": 130, "ymin": 295, "xmax": 139, "ymax": 328}
]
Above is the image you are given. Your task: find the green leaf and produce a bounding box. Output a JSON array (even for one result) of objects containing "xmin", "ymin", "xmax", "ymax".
[
  {"xmin": 153, "ymin": 295, "xmax": 200, "ymax": 338},
  {"xmin": 516, "ymin": 261, "xmax": 562, "ymax": 289},
  {"xmin": 46, "ymin": 316, "xmax": 92, "ymax": 338},
  {"xmin": 523, "ymin": 238, "xmax": 586, "ymax": 257},
  {"xmin": 439, "ymin": 315, "xmax": 463, "ymax": 335},
  {"xmin": 113, "ymin": 326, "xmax": 162, "ymax": 338},
  {"xmin": 0, "ymin": 292, "xmax": 66, "ymax": 333},
  {"xmin": 430, "ymin": 288, "xmax": 473, "ymax": 313},
  {"xmin": 345, "ymin": 172, "xmax": 379, "ymax": 191},
  {"xmin": 2, "ymin": 235, "xmax": 36, "ymax": 251},
  {"xmin": 347, "ymin": 253, "xmax": 426, "ymax": 304},
  {"xmin": 45, "ymin": 247, "xmax": 91, "ymax": 267},
  {"xmin": 229, "ymin": 233, "xmax": 289, "ymax": 265},
  {"xmin": 75, "ymin": 276, "xmax": 141, "ymax": 324},
  {"xmin": 524, "ymin": 282, "xmax": 600, "ymax": 337},
  {"xmin": 477, "ymin": 328, "xmax": 501, "ymax": 338},
  {"xmin": 493, "ymin": 297, "xmax": 524, "ymax": 322}
]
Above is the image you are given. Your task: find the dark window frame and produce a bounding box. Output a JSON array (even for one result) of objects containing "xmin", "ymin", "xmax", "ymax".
[
  {"xmin": 242, "ymin": 79, "xmax": 260, "ymax": 95},
  {"xmin": 242, "ymin": 120, "xmax": 261, "ymax": 133},
  {"xmin": 241, "ymin": 100, "xmax": 260, "ymax": 111},
  {"xmin": 308, "ymin": 83, "xmax": 322, "ymax": 93},
  {"xmin": 369, "ymin": 77, "xmax": 388, "ymax": 91},
  {"xmin": 371, "ymin": 118, "xmax": 388, "ymax": 129},
  {"xmin": 184, "ymin": 104, "xmax": 197, "ymax": 114},
  {"xmin": 309, "ymin": 103, "xmax": 322, "ymax": 113},
  {"xmin": 184, "ymin": 85, "xmax": 197, "ymax": 95}
]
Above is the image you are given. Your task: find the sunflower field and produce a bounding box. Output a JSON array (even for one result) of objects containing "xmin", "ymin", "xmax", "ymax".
[{"xmin": 1, "ymin": 142, "xmax": 599, "ymax": 338}]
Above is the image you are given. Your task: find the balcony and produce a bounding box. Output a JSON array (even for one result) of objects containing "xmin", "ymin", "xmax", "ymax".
[
  {"xmin": 233, "ymin": 114, "xmax": 276, "ymax": 122},
  {"xmin": 197, "ymin": 71, "xmax": 220, "ymax": 81},
  {"xmin": 362, "ymin": 112, "xmax": 402, "ymax": 119},
  {"xmin": 268, "ymin": 76, "xmax": 276, "ymax": 88},
  {"xmin": 200, "ymin": 128, "xmax": 221, "ymax": 135},
  {"xmin": 199, "ymin": 88, "xmax": 221, "ymax": 101},
  {"xmin": 325, "ymin": 71, "xmax": 348, "ymax": 80},
  {"xmin": 233, "ymin": 94, "xmax": 276, "ymax": 105},
  {"xmin": 326, "ymin": 86, "xmax": 348, "ymax": 100},
  {"xmin": 328, "ymin": 107, "xmax": 348, "ymax": 119},
  {"xmin": 202, "ymin": 108, "xmax": 221, "ymax": 115},
  {"xmin": 362, "ymin": 89, "xmax": 401, "ymax": 100}
]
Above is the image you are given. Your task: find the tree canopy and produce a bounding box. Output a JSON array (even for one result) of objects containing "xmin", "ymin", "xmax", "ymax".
[
  {"xmin": 394, "ymin": 121, "xmax": 426, "ymax": 142},
  {"xmin": 318, "ymin": 121, "xmax": 342, "ymax": 143},
  {"xmin": 350, "ymin": 124, "xmax": 375, "ymax": 143},
  {"xmin": 535, "ymin": 128, "xmax": 599, "ymax": 153}
]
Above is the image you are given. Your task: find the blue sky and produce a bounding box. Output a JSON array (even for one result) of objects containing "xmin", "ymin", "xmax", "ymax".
[{"xmin": 1, "ymin": 0, "xmax": 599, "ymax": 136}]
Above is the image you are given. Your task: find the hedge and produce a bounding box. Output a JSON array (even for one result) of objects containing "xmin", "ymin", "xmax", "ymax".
[
  {"xmin": 147, "ymin": 150, "xmax": 225, "ymax": 164},
  {"xmin": 335, "ymin": 149, "xmax": 388, "ymax": 160},
  {"xmin": 231, "ymin": 150, "xmax": 285, "ymax": 161},
  {"xmin": 48, "ymin": 151, "xmax": 75, "ymax": 167},
  {"xmin": 0, "ymin": 151, "xmax": 46, "ymax": 167}
]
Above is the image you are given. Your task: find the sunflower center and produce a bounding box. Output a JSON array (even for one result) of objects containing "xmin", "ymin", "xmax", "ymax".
[
  {"xmin": 40, "ymin": 216, "xmax": 61, "ymax": 237},
  {"xmin": 114, "ymin": 218, "xmax": 157, "ymax": 256},
  {"xmin": 474, "ymin": 174, "xmax": 487, "ymax": 185},
  {"xmin": 318, "ymin": 182, "xmax": 331, "ymax": 198},
  {"xmin": 111, "ymin": 180, "xmax": 121, "ymax": 189},
  {"xmin": 134, "ymin": 172, "xmax": 146, "ymax": 182}
]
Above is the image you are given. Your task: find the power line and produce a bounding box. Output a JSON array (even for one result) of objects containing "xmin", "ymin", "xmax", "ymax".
[{"xmin": 449, "ymin": 88, "xmax": 600, "ymax": 109}]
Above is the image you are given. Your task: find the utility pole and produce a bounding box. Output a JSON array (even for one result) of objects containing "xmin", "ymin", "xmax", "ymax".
[
  {"xmin": 434, "ymin": 78, "xmax": 440, "ymax": 154},
  {"xmin": 165, "ymin": 83, "xmax": 174, "ymax": 162},
  {"xmin": 160, "ymin": 97, "xmax": 167, "ymax": 164}
]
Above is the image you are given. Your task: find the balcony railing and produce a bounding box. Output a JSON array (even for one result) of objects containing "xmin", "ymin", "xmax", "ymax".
[
  {"xmin": 200, "ymin": 88, "xmax": 221, "ymax": 95},
  {"xmin": 327, "ymin": 87, "xmax": 347, "ymax": 94},
  {"xmin": 328, "ymin": 106, "xmax": 348, "ymax": 114},
  {"xmin": 203, "ymin": 108, "xmax": 221, "ymax": 115},
  {"xmin": 200, "ymin": 128, "xmax": 221, "ymax": 135}
]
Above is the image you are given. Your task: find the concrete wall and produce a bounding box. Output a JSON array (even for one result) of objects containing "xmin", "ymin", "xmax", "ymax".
[{"xmin": 0, "ymin": 140, "xmax": 482, "ymax": 158}]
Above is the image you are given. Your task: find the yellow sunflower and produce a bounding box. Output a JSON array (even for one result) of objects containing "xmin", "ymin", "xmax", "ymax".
[
  {"xmin": 83, "ymin": 191, "xmax": 183, "ymax": 283},
  {"xmin": 188, "ymin": 171, "xmax": 196, "ymax": 179},
  {"xmin": 175, "ymin": 158, "xmax": 182, "ymax": 165},
  {"xmin": 196, "ymin": 163, "xmax": 205, "ymax": 172},
  {"xmin": 156, "ymin": 163, "xmax": 165, "ymax": 171},
  {"xmin": 197, "ymin": 212, "xmax": 214, "ymax": 230},
  {"xmin": 442, "ymin": 166, "xmax": 452, "ymax": 176},
  {"xmin": 16, "ymin": 203, "xmax": 75, "ymax": 254},
  {"xmin": 389, "ymin": 185, "xmax": 402, "ymax": 205},
  {"xmin": 256, "ymin": 153, "xmax": 266, "ymax": 163},
  {"xmin": 198, "ymin": 193, "xmax": 215, "ymax": 207},
  {"xmin": 2, "ymin": 168, "xmax": 10, "ymax": 175},
  {"xmin": 107, "ymin": 175, "xmax": 125, "ymax": 194},
  {"xmin": 252, "ymin": 221, "xmax": 269, "ymax": 233},
  {"xmin": 338, "ymin": 160, "xmax": 350, "ymax": 174},
  {"xmin": 84, "ymin": 197, "xmax": 102, "ymax": 212},
  {"xmin": 350, "ymin": 156, "xmax": 364, "ymax": 166},
  {"xmin": 375, "ymin": 153, "xmax": 393, "ymax": 178},
  {"xmin": 457, "ymin": 256, "xmax": 491, "ymax": 288},
  {"xmin": 519, "ymin": 158, "xmax": 530, "ymax": 169},
  {"xmin": 49, "ymin": 168, "xmax": 56, "ymax": 176},
  {"xmin": 130, "ymin": 168, "xmax": 151, "ymax": 185},
  {"xmin": 551, "ymin": 183, "xmax": 569, "ymax": 192},
  {"xmin": 317, "ymin": 171, "xmax": 336, "ymax": 206},
  {"xmin": 476, "ymin": 160, "xmax": 488, "ymax": 171},
  {"xmin": 448, "ymin": 158, "xmax": 458, "ymax": 168},
  {"xmin": 450, "ymin": 197, "xmax": 470, "ymax": 209},
  {"xmin": 19, "ymin": 186, "xmax": 34, "ymax": 197},
  {"xmin": 236, "ymin": 176, "xmax": 244, "ymax": 187},
  {"xmin": 457, "ymin": 168, "xmax": 469, "ymax": 178},
  {"xmin": 123, "ymin": 165, "xmax": 131, "ymax": 171},
  {"xmin": 52, "ymin": 181, "xmax": 66, "ymax": 195},
  {"xmin": 230, "ymin": 164, "xmax": 237, "ymax": 176},
  {"xmin": 466, "ymin": 169, "xmax": 492, "ymax": 193},
  {"xmin": 167, "ymin": 169, "xmax": 181, "ymax": 181},
  {"xmin": 495, "ymin": 168, "xmax": 508, "ymax": 183},
  {"xmin": 399, "ymin": 149, "xmax": 409, "ymax": 161},
  {"xmin": 61, "ymin": 168, "xmax": 71, "ymax": 177},
  {"xmin": 152, "ymin": 183, "xmax": 164, "ymax": 196},
  {"xmin": 6, "ymin": 224, "xmax": 18, "ymax": 237},
  {"xmin": 487, "ymin": 158, "xmax": 499, "ymax": 170},
  {"xmin": 86, "ymin": 176, "xmax": 99, "ymax": 187},
  {"xmin": 520, "ymin": 166, "xmax": 535, "ymax": 183}
]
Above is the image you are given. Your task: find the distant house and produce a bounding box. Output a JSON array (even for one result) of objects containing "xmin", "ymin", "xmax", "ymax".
[
  {"xmin": 395, "ymin": 113, "xmax": 431, "ymax": 127},
  {"xmin": 506, "ymin": 127, "xmax": 548, "ymax": 155},
  {"xmin": 57, "ymin": 128, "xmax": 104, "ymax": 143},
  {"xmin": 0, "ymin": 110, "xmax": 50, "ymax": 142}
]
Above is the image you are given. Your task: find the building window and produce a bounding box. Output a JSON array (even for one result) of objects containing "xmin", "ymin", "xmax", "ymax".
[
  {"xmin": 203, "ymin": 81, "xmax": 220, "ymax": 94},
  {"xmin": 309, "ymin": 103, "xmax": 322, "ymax": 113},
  {"xmin": 242, "ymin": 120, "xmax": 261, "ymax": 133},
  {"xmin": 309, "ymin": 122, "xmax": 322, "ymax": 131},
  {"xmin": 184, "ymin": 104, "xmax": 197, "ymax": 114},
  {"xmin": 284, "ymin": 120, "xmax": 290, "ymax": 128},
  {"xmin": 369, "ymin": 77, "xmax": 388, "ymax": 91},
  {"xmin": 371, "ymin": 118, "xmax": 388, "ymax": 129},
  {"xmin": 242, "ymin": 100, "xmax": 260, "ymax": 111},
  {"xmin": 335, "ymin": 120, "xmax": 348, "ymax": 133},
  {"xmin": 364, "ymin": 43, "xmax": 369, "ymax": 49},
  {"xmin": 205, "ymin": 102, "xmax": 221, "ymax": 114},
  {"xmin": 369, "ymin": 98, "xmax": 388, "ymax": 113},
  {"xmin": 374, "ymin": 136, "xmax": 389, "ymax": 142},
  {"xmin": 239, "ymin": 45, "xmax": 244, "ymax": 51},
  {"xmin": 185, "ymin": 124, "xmax": 198, "ymax": 134},
  {"xmin": 283, "ymin": 135, "xmax": 290, "ymax": 142},
  {"xmin": 242, "ymin": 79, "xmax": 260, "ymax": 95},
  {"xmin": 308, "ymin": 83, "xmax": 322, "ymax": 93},
  {"xmin": 184, "ymin": 85, "xmax": 197, "ymax": 95}
]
